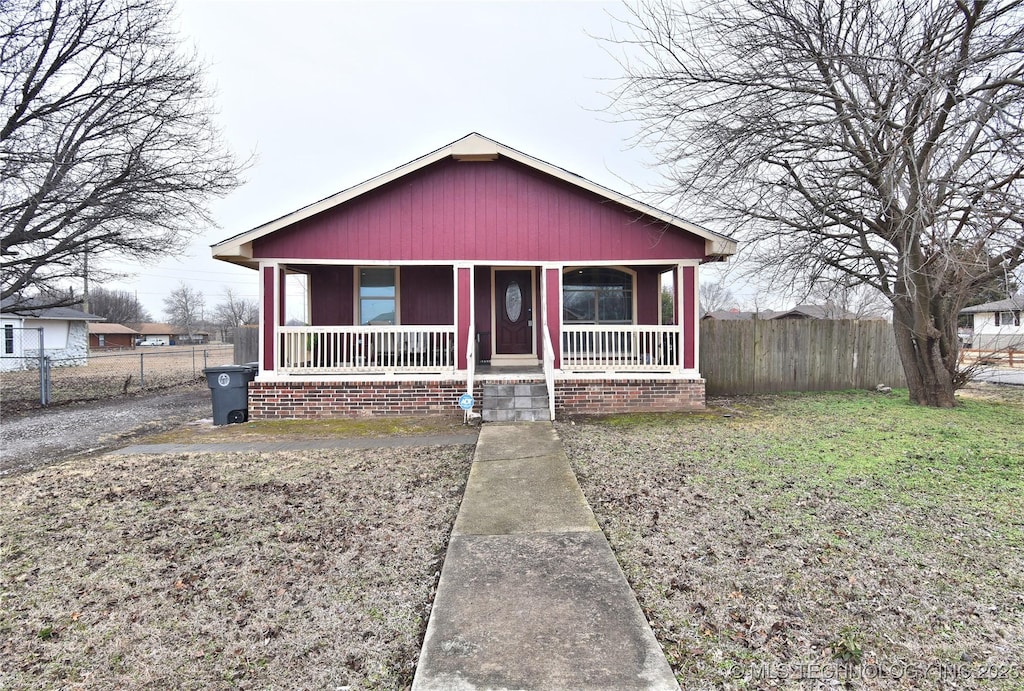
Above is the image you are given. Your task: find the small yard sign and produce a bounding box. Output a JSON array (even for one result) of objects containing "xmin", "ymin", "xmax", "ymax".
[{"xmin": 458, "ymin": 393, "xmax": 475, "ymax": 411}]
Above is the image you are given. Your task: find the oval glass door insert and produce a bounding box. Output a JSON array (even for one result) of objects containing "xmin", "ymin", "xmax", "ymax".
[{"xmin": 505, "ymin": 281, "xmax": 523, "ymax": 322}]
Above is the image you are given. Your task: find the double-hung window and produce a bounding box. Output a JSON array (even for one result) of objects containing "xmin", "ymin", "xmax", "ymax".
[{"xmin": 359, "ymin": 268, "xmax": 397, "ymax": 325}]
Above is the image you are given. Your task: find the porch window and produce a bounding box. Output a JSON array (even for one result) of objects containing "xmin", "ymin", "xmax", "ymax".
[
  {"xmin": 563, "ymin": 268, "xmax": 633, "ymax": 324},
  {"xmin": 359, "ymin": 268, "xmax": 397, "ymax": 325}
]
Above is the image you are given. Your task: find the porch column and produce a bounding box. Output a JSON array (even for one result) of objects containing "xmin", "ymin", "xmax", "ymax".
[
  {"xmin": 544, "ymin": 266, "xmax": 561, "ymax": 368},
  {"xmin": 259, "ymin": 262, "xmax": 281, "ymax": 373},
  {"xmin": 677, "ymin": 263, "xmax": 698, "ymax": 372},
  {"xmin": 456, "ymin": 264, "xmax": 473, "ymax": 370}
]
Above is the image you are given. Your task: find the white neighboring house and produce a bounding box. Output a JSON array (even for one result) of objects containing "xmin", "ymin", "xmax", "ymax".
[
  {"xmin": 0, "ymin": 298, "xmax": 105, "ymax": 371},
  {"xmin": 960, "ymin": 296, "xmax": 1024, "ymax": 351}
]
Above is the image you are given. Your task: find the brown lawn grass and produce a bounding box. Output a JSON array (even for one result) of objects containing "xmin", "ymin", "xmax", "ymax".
[{"xmin": 1, "ymin": 444, "xmax": 472, "ymax": 690}]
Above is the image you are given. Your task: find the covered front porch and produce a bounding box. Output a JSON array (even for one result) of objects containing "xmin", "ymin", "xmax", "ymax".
[{"xmin": 251, "ymin": 259, "xmax": 704, "ymax": 419}]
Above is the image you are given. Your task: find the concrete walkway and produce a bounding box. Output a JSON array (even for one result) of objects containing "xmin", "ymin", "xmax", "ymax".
[{"xmin": 413, "ymin": 422, "xmax": 679, "ymax": 691}]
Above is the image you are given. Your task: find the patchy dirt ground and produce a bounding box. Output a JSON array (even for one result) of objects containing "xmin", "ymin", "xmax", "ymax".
[
  {"xmin": 0, "ymin": 384, "xmax": 212, "ymax": 476},
  {"xmin": 1, "ymin": 445, "xmax": 472, "ymax": 690},
  {"xmin": 558, "ymin": 386, "xmax": 1024, "ymax": 690}
]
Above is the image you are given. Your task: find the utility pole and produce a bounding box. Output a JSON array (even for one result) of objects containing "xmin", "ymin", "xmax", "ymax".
[{"xmin": 82, "ymin": 247, "xmax": 90, "ymax": 313}]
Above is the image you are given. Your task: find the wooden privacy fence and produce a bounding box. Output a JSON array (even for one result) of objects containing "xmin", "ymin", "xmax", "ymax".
[
  {"xmin": 700, "ymin": 319, "xmax": 906, "ymax": 396},
  {"xmin": 233, "ymin": 326, "xmax": 259, "ymax": 365}
]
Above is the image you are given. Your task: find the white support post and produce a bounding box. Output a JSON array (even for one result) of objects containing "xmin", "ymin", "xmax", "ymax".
[{"xmin": 677, "ymin": 263, "xmax": 687, "ymax": 375}]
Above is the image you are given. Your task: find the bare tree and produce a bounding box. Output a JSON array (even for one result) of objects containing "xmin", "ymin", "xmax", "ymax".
[
  {"xmin": 699, "ymin": 281, "xmax": 737, "ymax": 314},
  {"xmin": 163, "ymin": 282, "xmax": 204, "ymax": 339},
  {"xmin": 1, "ymin": 0, "xmax": 243, "ymax": 309},
  {"xmin": 87, "ymin": 286, "xmax": 151, "ymax": 324},
  {"xmin": 610, "ymin": 0, "xmax": 1024, "ymax": 406},
  {"xmin": 212, "ymin": 286, "xmax": 257, "ymax": 340}
]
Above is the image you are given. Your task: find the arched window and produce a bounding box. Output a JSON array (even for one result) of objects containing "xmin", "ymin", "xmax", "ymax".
[{"xmin": 563, "ymin": 268, "xmax": 633, "ymax": 324}]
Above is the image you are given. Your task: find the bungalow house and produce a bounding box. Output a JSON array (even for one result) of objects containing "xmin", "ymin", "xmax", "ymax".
[
  {"xmin": 88, "ymin": 322, "xmax": 139, "ymax": 350},
  {"xmin": 960, "ymin": 296, "xmax": 1024, "ymax": 351},
  {"xmin": 211, "ymin": 133, "xmax": 737, "ymax": 420},
  {"xmin": 0, "ymin": 297, "xmax": 104, "ymax": 371}
]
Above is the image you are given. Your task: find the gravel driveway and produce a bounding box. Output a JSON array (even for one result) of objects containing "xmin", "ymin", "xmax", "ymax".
[{"xmin": 0, "ymin": 385, "xmax": 212, "ymax": 476}]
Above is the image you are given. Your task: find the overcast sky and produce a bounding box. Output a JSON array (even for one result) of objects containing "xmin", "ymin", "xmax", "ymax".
[{"xmin": 108, "ymin": 0, "xmax": 731, "ymax": 320}]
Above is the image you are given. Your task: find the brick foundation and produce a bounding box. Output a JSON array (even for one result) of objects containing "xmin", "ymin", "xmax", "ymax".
[
  {"xmin": 248, "ymin": 377, "xmax": 705, "ymax": 419},
  {"xmin": 555, "ymin": 378, "xmax": 705, "ymax": 415},
  {"xmin": 248, "ymin": 380, "xmax": 469, "ymax": 419}
]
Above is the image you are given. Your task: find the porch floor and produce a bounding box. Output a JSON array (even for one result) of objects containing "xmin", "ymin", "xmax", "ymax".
[{"xmin": 474, "ymin": 364, "xmax": 544, "ymax": 381}]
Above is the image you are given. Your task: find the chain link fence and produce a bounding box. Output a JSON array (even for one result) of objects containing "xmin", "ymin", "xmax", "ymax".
[{"xmin": 1, "ymin": 344, "xmax": 235, "ymax": 413}]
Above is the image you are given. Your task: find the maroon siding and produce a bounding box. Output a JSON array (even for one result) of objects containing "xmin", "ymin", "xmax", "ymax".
[
  {"xmin": 635, "ymin": 266, "xmax": 661, "ymax": 325},
  {"xmin": 473, "ymin": 266, "xmax": 492, "ymax": 360},
  {"xmin": 262, "ymin": 266, "xmax": 275, "ymax": 369},
  {"xmin": 253, "ymin": 158, "xmax": 706, "ymax": 263},
  {"xmin": 457, "ymin": 267, "xmax": 471, "ymax": 369},
  {"xmin": 401, "ymin": 266, "xmax": 454, "ymax": 324},
  {"xmin": 308, "ymin": 266, "xmax": 354, "ymax": 326},
  {"xmin": 683, "ymin": 266, "xmax": 696, "ymax": 369}
]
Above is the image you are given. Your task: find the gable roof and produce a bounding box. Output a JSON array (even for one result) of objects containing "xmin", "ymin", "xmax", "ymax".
[
  {"xmin": 702, "ymin": 310, "xmax": 758, "ymax": 320},
  {"xmin": 211, "ymin": 133, "xmax": 737, "ymax": 269},
  {"xmin": 768, "ymin": 304, "xmax": 857, "ymax": 320},
  {"xmin": 88, "ymin": 323, "xmax": 139, "ymax": 335},
  {"xmin": 1, "ymin": 297, "xmax": 104, "ymax": 321},
  {"xmin": 960, "ymin": 296, "xmax": 1024, "ymax": 314}
]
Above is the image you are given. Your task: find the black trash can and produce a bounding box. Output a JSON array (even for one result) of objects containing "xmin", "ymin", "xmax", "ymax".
[{"xmin": 203, "ymin": 364, "xmax": 256, "ymax": 425}]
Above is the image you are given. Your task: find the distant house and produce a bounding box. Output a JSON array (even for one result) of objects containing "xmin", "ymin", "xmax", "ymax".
[
  {"xmin": 960, "ymin": 297, "xmax": 1024, "ymax": 350},
  {"xmin": 135, "ymin": 323, "xmax": 209, "ymax": 345},
  {"xmin": 768, "ymin": 304, "xmax": 858, "ymax": 320},
  {"xmin": 702, "ymin": 304, "xmax": 857, "ymax": 320},
  {"xmin": 88, "ymin": 322, "xmax": 139, "ymax": 350},
  {"xmin": 702, "ymin": 309, "xmax": 759, "ymax": 321},
  {"xmin": 0, "ymin": 297, "xmax": 104, "ymax": 371}
]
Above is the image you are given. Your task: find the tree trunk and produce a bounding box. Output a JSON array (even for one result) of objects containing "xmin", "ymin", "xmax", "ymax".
[{"xmin": 892, "ymin": 301, "xmax": 958, "ymax": 408}]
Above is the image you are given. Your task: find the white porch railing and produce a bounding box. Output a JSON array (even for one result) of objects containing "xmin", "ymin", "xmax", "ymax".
[
  {"xmin": 561, "ymin": 325, "xmax": 680, "ymax": 372},
  {"xmin": 278, "ymin": 326, "xmax": 456, "ymax": 374}
]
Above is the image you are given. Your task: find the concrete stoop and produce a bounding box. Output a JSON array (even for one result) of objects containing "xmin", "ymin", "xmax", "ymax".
[
  {"xmin": 481, "ymin": 382, "xmax": 550, "ymax": 422},
  {"xmin": 412, "ymin": 422, "xmax": 680, "ymax": 691}
]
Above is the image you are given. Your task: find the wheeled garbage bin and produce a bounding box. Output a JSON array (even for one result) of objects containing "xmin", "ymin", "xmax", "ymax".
[{"xmin": 203, "ymin": 364, "xmax": 256, "ymax": 425}]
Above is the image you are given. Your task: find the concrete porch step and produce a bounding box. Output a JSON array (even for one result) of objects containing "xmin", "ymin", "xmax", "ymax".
[{"xmin": 481, "ymin": 382, "xmax": 550, "ymax": 422}]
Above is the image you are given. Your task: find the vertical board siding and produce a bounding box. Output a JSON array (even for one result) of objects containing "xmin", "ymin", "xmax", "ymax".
[
  {"xmin": 683, "ymin": 266, "xmax": 696, "ymax": 369},
  {"xmin": 308, "ymin": 265, "xmax": 354, "ymax": 326},
  {"xmin": 457, "ymin": 267, "xmax": 471, "ymax": 370},
  {"xmin": 261, "ymin": 267, "xmax": 275, "ymax": 370},
  {"xmin": 252, "ymin": 158, "xmax": 706, "ymax": 262},
  {"xmin": 400, "ymin": 266, "xmax": 455, "ymax": 325},
  {"xmin": 700, "ymin": 319, "xmax": 906, "ymax": 395}
]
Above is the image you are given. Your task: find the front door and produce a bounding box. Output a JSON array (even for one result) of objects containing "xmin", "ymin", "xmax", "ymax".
[{"xmin": 494, "ymin": 269, "xmax": 534, "ymax": 356}]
